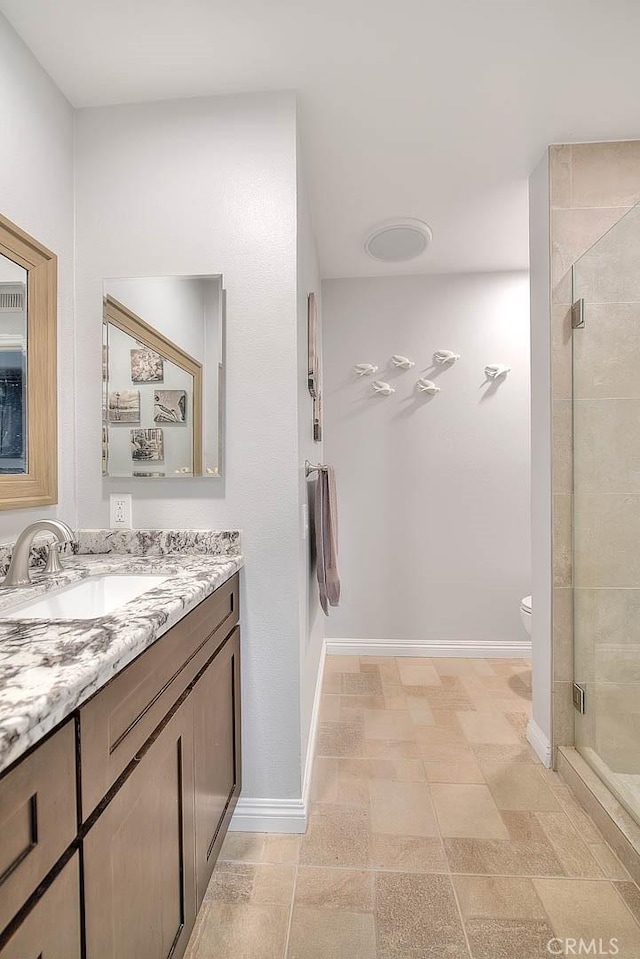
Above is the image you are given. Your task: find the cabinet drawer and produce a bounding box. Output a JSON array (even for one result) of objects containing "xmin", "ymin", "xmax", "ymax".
[
  {"xmin": 0, "ymin": 722, "xmax": 76, "ymax": 935},
  {"xmin": 0, "ymin": 853, "xmax": 81, "ymax": 959},
  {"xmin": 80, "ymin": 574, "xmax": 239, "ymax": 819}
]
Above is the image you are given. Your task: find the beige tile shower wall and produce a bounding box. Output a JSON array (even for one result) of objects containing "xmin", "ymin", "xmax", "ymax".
[{"xmin": 549, "ymin": 141, "xmax": 640, "ymax": 753}]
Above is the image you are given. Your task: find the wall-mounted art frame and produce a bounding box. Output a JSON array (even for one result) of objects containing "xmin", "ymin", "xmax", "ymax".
[
  {"xmin": 103, "ymin": 295, "xmax": 203, "ymax": 474},
  {"xmin": 0, "ymin": 213, "xmax": 57, "ymax": 510}
]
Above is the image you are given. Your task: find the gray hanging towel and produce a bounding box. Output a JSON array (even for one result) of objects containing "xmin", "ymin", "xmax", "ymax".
[{"xmin": 315, "ymin": 466, "xmax": 341, "ymax": 615}]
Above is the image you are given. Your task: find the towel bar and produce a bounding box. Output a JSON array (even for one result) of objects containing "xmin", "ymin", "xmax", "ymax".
[{"xmin": 305, "ymin": 461, "xmax": 326, "ymax": 477}]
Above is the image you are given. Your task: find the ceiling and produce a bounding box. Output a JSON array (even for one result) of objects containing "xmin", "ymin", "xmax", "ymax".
[{"xmin": 2, "ymin": 0, "xmax": 640, "ymax": 278}]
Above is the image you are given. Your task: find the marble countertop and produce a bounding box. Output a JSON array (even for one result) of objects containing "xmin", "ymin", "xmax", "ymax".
[{"xmin": 0, "ymin": 551, "xmax": 243, "ymax": 775}]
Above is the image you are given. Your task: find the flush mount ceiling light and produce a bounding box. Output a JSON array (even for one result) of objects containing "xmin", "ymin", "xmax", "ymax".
[{"xmin": 364, "ymin": 218, "xmax": 433, "ymax": 262}]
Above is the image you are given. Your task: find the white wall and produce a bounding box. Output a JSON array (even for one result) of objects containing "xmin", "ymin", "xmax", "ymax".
[
  {"xmin": 296, "ymin": 132, "xmax": 324, "ymax": 771},
  {"xmin": 75, "ymin": 93, "xmax": 305, "ymax": 803},
  {"xmin": 0, "ymin": 13, "xmax": 75, "ymax": 539},
  {"xmin": 529, "ymin": 151, "xmax": 553, "ymax": 751},
  {"xmin": 322, "ymin": 272, "xmax": 531, "ymax": 648}
]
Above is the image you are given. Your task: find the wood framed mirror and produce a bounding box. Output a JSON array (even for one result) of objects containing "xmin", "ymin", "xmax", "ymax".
[{"xmin": 0, "ymin": 213, "xmax": 57, "ymax": 510}]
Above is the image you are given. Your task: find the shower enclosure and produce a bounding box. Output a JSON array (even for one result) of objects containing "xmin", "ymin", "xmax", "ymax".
[{"xmin": 572, "ymin": 201, "xmax": 640, "ymax": 824}]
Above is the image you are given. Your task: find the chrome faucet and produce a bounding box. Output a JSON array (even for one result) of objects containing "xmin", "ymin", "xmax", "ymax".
[{"xmin": 2, "ymin": 520, "xmax": 76, "ymax": 588}]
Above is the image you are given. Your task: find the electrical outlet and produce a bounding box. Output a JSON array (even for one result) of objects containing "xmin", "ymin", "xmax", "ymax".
[{"xmin": 110, "ymin": 493, "xmax": 133, "ymax": 529}]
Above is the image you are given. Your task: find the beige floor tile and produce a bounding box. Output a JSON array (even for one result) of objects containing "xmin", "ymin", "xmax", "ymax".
[
  {"xmin": 377, "ymin": 660, "xmax": 401, "ymax": 684},
  {"xmin": 252, "ymin": 864, "xmax": 296, "ymax": 905},
  {"xmin": 431, "ymin": 783, "xmax": 510, "ymax": 840},
  {"xmin": 453, "ymin": 875, "xmax": 547, "ymax": 920},
  {"xmin": 337, "ymin": 774, "xmax": 370, "ymax": 808},
  {"xmin": 589, "ymin": 843, "xmax": 632, "ymax": 880},
  {"xmin": 188, "ymin": 902, "xmax": 289, "ymax": 959},
  {"xmin": 615, "ymin": 881, "xmax": 640, "ymax": 924},
  {"xmin": 419, "ymin": 742, "xmax": 478, "ymax": 763},
  {"xmin": 381, "ymin": 685, "xmax": 408, "ymax": 710},
  {"xmin": 300, "ymin": 804, "xmax": 371, "ymax": 868},
  {"xmin": 341, "ymin": 670, "xmax": 383, "ymax": 696},
  {"xmin": 287, "ymin": 906, "xmax": 376, "ymax": 959},
  {"xmin": 504, "ymin": 712, "xmax": 530, "ymax": 742},
  {"xmin": 263, "ymin": 834, "xmax": 300, "ymax": 865},
  {"xmin": 471, "ymin": 743, "xmax": 541, "ymax": 765},
  {"xmin": 205, "ymin": 862, "xmax": 255, "ymax": 903},
  {"xmin": 311, "ymin": 757, "xmax": 339, "ymax": 804},
  {"xmin": 424, "ymin": 760, "xmax": 485, "ymax": 784},
  {"xmin": 430, "ymin": 709, "xmax": 463, "ymax": 728},
  {"xmin": 371, "ymin": 835, "xmax": 448, "ymax": 873},
  {"xmin": 415, "ymin": 726, "xmax": 477, "ymax": 763},
  {"xmin": 219, "ymin": 832, "xmax": 266, "ymax": 863},
  {"xmin": 375, "ymin": 872, "xmax": 469, "ymax": 959},
  {"xmin": 204, "ymin": 860, "xmax": 296, "ymax": 907},
  {"xmin": 414, "ymin": 723, "xmax": 469, "ymax": 745},
  {"xmin": 444, "ymin": 838, "xmax": 564, "ymax": 877},
  {"xmin": 368, "ymin": 758, "xmax": 425, "ymax": 782},
  {"xmin": 317, "ymin": 722, "xmax": 365, "ymax": 757},
  {"xmin": 364, "ymin": 738, "xmax": 420, "ymax": 759},
  {"xmin": 481, "ymin": 764, "xmax": 561, "ymax": 811},
  {"xmin": 295, "ymin": 867, "xmax": 374, "ymax": 911},
  {"xmin": 319, "ymin": 695, "xmax": 342, "ymax": 722},
  {"xmin": 435, "ymin": 658, "xmax": 496, "ymax": 677},
  {"xmin": 325, "ymin": 655, "xmax": 362, "ymax": 673},
  {"xmin": 500, "ymin": 811, "xmax": 547, "ymax": 841},
  {"xmin": 339, "ymin": 693, "xmax": 383, "ymax": 710},
  {"xmin": 406, "ymin": 698, "xmax": 436, "ymax": 726},
  {"xmin": 363, "ymin": 708, "xmax": 415, "ymax": 740},
  {"xmin": 463, "ymin": 918, "xmax": 556, "ymax": 959},
  {"xmin": 553, "ymin": 785, "xmax": 605, "ymax": 843},
  {"xmin": 369, "ymin": 779, "xmax": 439, "ymax": 837},
  {"xmin": 398, "ymin": 659, "xmax": 443, "ymax": 687},
  {"xmin": 535, "ymin": 812, "xmax": 603, "ymax": 878},
  {"xmin": 534, "ymin": 878, "xmax": 640, "ymax": 954},
  {"xmin": 457, "ymin": 710, "xmax": 521, "ymax": 745},
  {"xmin": 425, "ymin": 689, "xmax": 477, "ymax": 711}
]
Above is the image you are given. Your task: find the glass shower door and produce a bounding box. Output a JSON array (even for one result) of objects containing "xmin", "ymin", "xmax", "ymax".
[{"xmin": 572, "ymin": 201, "xmax": 640, "ymax": 824}]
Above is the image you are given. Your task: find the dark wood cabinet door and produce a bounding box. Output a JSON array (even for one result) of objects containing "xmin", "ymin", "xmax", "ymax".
[
  {"xmin": 83, "ymin": 700, "xmax": 196, "ymax": 959},
  {"xmin": 0, "ymin": 853, "xmax": 81, "ymax": 959},
  {"xmin": 193, "ymin": 626, "xmax": 241, "ymax": 907}
]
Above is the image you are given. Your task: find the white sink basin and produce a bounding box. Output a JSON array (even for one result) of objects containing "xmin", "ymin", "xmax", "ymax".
[{"xmin": 0, "ymin": 574, "xmax": 169, "ymax": 621}]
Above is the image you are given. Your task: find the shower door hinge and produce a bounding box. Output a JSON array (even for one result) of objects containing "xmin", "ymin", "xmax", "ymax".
[
  {"xmin": 572, "ymin": 682, "xmax": 586, "ymax": 714},
  {"xmin": 572, "ymin": 298, "xmax": 585, "ymax": 329}
]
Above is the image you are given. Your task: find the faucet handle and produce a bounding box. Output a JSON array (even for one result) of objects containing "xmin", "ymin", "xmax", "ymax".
[{"xmin": 43, "ymin": 542, "xmax": 66, "ymax": 576}]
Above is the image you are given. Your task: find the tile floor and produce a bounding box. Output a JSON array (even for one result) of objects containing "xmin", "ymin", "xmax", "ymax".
[{"xmin": 185, "ymin": 656, "xmax": 640, "ymax": 959}]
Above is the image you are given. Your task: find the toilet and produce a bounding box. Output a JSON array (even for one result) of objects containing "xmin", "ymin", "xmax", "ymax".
[{"xmin": 520, "ymin": 595, "xmax": 532, "ymax": 636}]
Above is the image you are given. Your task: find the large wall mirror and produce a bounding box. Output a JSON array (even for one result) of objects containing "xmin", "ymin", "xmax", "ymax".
[
  {"xmin": 0, "ymin": 213, "xmax": 57, "ymax": 509},
  {"xmin": 102, "ymin": 275, "xmax": 225, "ymax": 478}
]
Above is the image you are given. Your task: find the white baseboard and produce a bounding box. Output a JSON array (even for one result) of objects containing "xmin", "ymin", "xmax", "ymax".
[
  {"xmin": 301, "ymin": 639, "xmax": 326, "ymax": 809},
  {"xmin": 527, "ymin": 718, "xmax": 552, "ymax": 768},
  {"xmin": 326, "ymin": 639, "xmax": 532, "ymax": 659},
  {"xmin": 228, "ymin": 797, "xmax": 307, "ymax": 834},
  {"xmin": 229, "ymin": 641, "xmax": 327, "ymax": 835}
]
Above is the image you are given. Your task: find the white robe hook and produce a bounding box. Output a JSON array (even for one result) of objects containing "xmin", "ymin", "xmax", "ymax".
[
  {"xmin": 354, "ymin": 363, "xmax": 378, "ymax": 376},
  {"xmin": 484, "ymin": 364, "xmax": 511, "ymax": 379},
  {"xmin": 434, "ymin": 350, "xmax": 460, "ymax": 364},
  {"xmin": 416, "ymin": 378, "xmax": 440, "ymax": 395},
  {"xmin": 391, "ymin": 354, "xmax": 415, "ymax": 369},
  {"xmin": 372, "ymin": 380, "xmax": 395, "ymax": 396}
]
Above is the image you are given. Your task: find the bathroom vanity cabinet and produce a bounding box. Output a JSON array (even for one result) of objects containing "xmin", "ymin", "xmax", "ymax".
[{"xmin": 0, "ymin": 573, "xmax": 241, "ymax": 959}]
